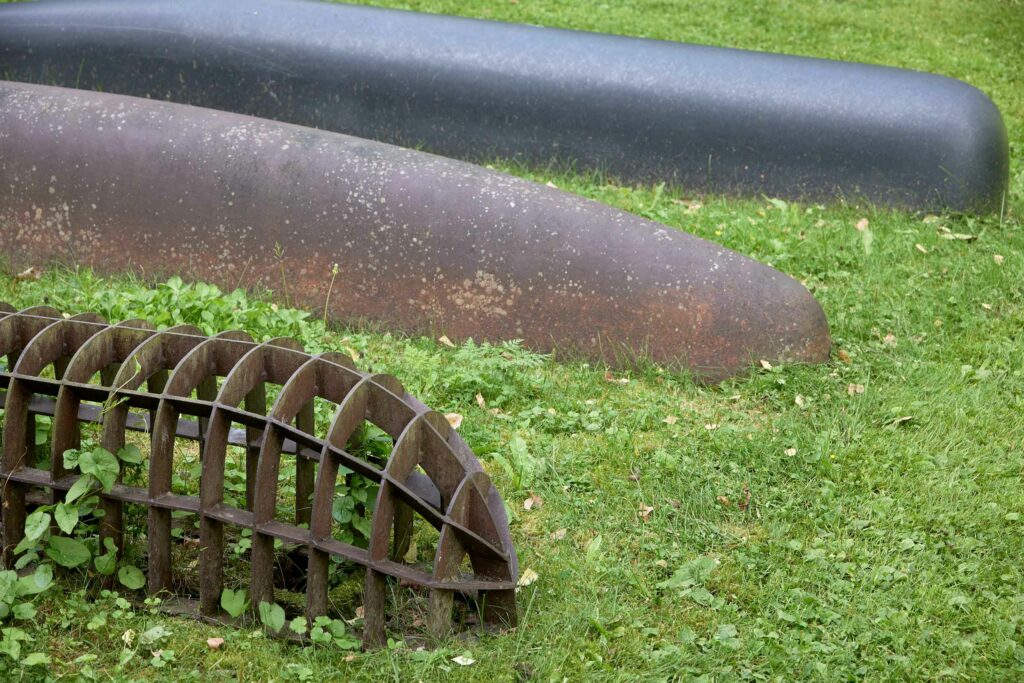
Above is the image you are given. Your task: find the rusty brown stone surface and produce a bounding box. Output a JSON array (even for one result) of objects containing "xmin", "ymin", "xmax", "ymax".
[{"xmin": 0, "ymin": 81, "xmax": 831, "ymax": 381}]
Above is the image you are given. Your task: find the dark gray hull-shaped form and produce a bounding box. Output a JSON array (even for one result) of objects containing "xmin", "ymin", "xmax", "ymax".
[
  {"xmin": 0, "ymin": 0, "xmax": 1008, "ymax": 213},
  {"xmin": 0, "ymin": 82, "xmax": 830, "ymax": 381}
]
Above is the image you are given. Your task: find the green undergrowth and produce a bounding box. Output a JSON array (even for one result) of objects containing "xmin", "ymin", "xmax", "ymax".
[{"xmin": 0, "ymin": 0, "xmax": 1022, "ymax": 681}]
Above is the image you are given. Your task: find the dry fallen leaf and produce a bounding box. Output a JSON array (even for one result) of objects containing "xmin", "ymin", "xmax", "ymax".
[
  {"xmin": 937, "ymin": 226, "xmax": 975, "ymax": 241},
  {"xmin": 704, "ymin": 423, "xmax": 719, "ymax": 431},
  {"xmin": 794, "ymin": 395, "xmax": 806, "ymax": 408},
  {"xmin": 716, "ymin": 495, "xmax": 731, "ymax": 507},
  {"xmin": 915, "ymin": 243, "xmax": 929, "ymax": 254},
  {"xmin": 994, "ymin": 254, "xmax": 1005, "ymax": 265},
  {"xmin": 354, "ymin": 605, "xmax": 365, "ymax": 619},
  {"xmin": 517, "ymin": 568, "xmax": 539, "ymax": 588},
  {"xmin": 847, "ymin": 383, "xmax": 865, "ymax": 396},
  {"xmin": 662, "ymin": 415, "xmax": 678, "ymax": 425},
  {"xmin": 206, "ymin": 637, "xmax": 225, "ymax": 650},
  {"xmin": 14, "ymin": 266, "xmax": 43, "ymax": 281},
  {"xmin": 488, "ymin": 407, "xmax": 502, "ymax": 416},
  {"xmin": 738, "ymin": 484, "xmax": 752, "ymax": 512},
  {"xmin": 760, "ymin": 359, "xmax": 773, "ymax": 370},
  {"xmin": 550, "ymin": 528, "xmax": 567, "ymax": 541},
  {"xmin": 475, "ymin": 393, "xmax": 486, "ymax": 409},
  {"xmin": 604, "ymin": 370, "xmax": 629, "ymax": 385},
  {"xmin": 856, "ymin": 218, "xmax": 869, "ymax": 232},
  {"xmin": 638, "ymin": 503, "xmax": 654, "ymax": 522},
  {"xmin": 445, "ymin": 412, "xmax": 463, "ymax": 430},
  {"xmin": 344, "ymin": 655, "xmax": 357, "ymax": 662},
  {"xmin": 883, "ymin": 333, "xmax": 897, "ymax": 347},
  {"xmin": 672, "ymin": 199, "xmax": 703, "ymax": 214},
  {"xmin": 655, "ymin": 559, "xmax": 668, "ymax": 568},
  {"xmin": 438, "ymin": 335, "xmax": 456, "ymax": 347},
  {"xmin": 523, "ymin": 493, "xmax": 543, "ymax": 511},
  {"xmin": 982, "ymin": 303, "xmax": 993, "ymax": 311},
  {"xmin": 785, "ymin": 447, "xmax": 797, "ymax": 457},
  {"xmin": 343, "ymin": 346, "xmax": 360, "ymax": 362},
  {"xmin": 837, "ymin": 349, "xmax": 851, "ymax": 363}
]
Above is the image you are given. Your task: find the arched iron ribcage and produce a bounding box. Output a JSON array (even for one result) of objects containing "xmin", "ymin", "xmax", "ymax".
[{"xmin": 0, "ymin": 304, "xmax": 518, "ymax": 647}]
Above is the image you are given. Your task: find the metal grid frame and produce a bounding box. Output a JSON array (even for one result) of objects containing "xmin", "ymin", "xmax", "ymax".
[{"xmin": 0, "ymin": 304, "xmax": 517, "ymax": 647}]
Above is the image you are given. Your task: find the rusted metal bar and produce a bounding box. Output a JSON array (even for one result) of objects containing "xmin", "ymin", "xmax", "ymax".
[
  {"xmin": 0, "ymin": 81, "xmax": 830, "ymax": 381},
  {"xmin": 0, "ymin": 0, "xmax": 1008, "ymax": 212},
  {"xmin": 0, "ymin": 304, "xmax": 518, "ymax": 647}
]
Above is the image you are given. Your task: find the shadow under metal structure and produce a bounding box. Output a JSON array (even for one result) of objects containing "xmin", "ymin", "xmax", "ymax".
[
  {"xmin": 0, "ymin": 0, "xmax": 1009, "ymax": 212},
  {"xmin": 0, "ymin": 304, "xmax": 517, "ymax": 648}
]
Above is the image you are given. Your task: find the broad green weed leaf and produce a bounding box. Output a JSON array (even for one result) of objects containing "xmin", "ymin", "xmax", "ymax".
[
  {"xmin": 0, "ymin": 570, "xmax": 17, "ymax": 601},
  {"xmin": 289, "ymin": 616, "xmax": 308, "ymax": 635},
  {"xmin": 66, "ymin": 474, "xmax": 98, "ymax": 504},
  {"xmin": 62, "ymin": 448, "xmax": 82, "ymax": 470},
  {"xmin": 12, "ymin": 602, "xmax": 36, "ymax": 620},
  {"xmin": 713, "ymin": 623, "xmax": 742, "ymax": 650},
  {"xmin": 54, "ymin": 503, "xmax": 79, "ymax": 535},
  {"xmin": 658, "ymin": 556, "xmax": 717, "ymax": 591},
  {"xmin": 117, "ymin": 444, "xmax": 144, "ymax": 464},
  {"xmin": 0, "ymin": 637, "xmax": 21, "ymax": 661},
  {"xmin": 16, "ymin": 564, "xmax": 53, "ymax": 596},
  {"xmin": 139, "ymin": 625, "xmax": 172, "ymax": 645},
  {"xmin": 79, "ymin": 448, "xmax": 120, "ymax": 491},
  {"xmin": 94, "ymin": 549, "xmax": 117, "ymax": 576},
  {"xmin": 585, "ymin": 535, "xmax": 603, "ymax": 562},
  {"xmin": 22, "ymin": 511, "xmax": 50, "ymax": 543},
  {"xmin": 21, "ymin": 652, "xmax": 50, "ymax": 667},
  {"xmin": 259, "ymin": 601, "xmax": 285, "ymax": 633},
  {"xmin": 220, "ymin": 588, "xmax": 248, "ymax": 618},
  {"xmin": 46, "ymin": 536, "xmax": 91, "ymax": 568},
  {"xmin": 118, "ymin": 565, "xmax": 145, "ymax": 590}
]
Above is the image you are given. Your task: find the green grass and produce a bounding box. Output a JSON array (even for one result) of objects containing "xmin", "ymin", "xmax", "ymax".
[{"xmin": 1, "ymin": 0, "xmax": 1023, "ymax": 681}]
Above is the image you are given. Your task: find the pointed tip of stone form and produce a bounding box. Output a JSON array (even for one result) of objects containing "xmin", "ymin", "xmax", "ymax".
[
  {"xmin": 0, "ymin": 81, "xmax": 829, "ymax": 382},
  {"xmin": 0, "ymin": 0, "xmax": 1008, "ymax": 213}
]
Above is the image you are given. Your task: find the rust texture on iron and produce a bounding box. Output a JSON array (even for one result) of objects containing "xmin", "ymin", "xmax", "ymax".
[
  {"xmin": 0, "ymin": 303, "xmax": 517, "ymax": 647},
  {"xmin": 0, "ymin": 81, "xmax": 831, "ymax": 382}
]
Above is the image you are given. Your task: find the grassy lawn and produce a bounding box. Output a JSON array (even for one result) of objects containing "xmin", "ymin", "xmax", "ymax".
[{"xmin": 2, "ymin": 0, "xmax": 1023, "ymax": 681}]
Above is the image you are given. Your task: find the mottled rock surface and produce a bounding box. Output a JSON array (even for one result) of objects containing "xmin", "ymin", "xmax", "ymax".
[{"xmin": 0, "ymin": 82, "xmax": 830, "ymax": 380}]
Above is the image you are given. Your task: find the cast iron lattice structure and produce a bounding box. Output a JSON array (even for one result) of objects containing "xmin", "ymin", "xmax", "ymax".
[{"xmin": 0, "ymin": 304, "xmax": 517, "ymax": 647}]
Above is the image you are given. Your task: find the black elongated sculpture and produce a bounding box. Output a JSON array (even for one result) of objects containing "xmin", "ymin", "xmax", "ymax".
[
  {"xmin": 0, "ymin": 82, "xmax": 830, "ymax": 381},
  {"xmin": 0, "ymin": 0, "xmax": 1008, "ymax": 213}
]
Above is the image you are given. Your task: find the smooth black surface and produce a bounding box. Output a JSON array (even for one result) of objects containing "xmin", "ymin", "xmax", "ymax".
[{"xmin": 0, "ymin": 0, "xmax": 1009, "ymax": 212}]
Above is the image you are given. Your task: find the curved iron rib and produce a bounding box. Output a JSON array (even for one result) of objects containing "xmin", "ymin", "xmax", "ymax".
[{"xmin": 0, "ymin": 304, "xmax": 518, "ymax": 647}]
